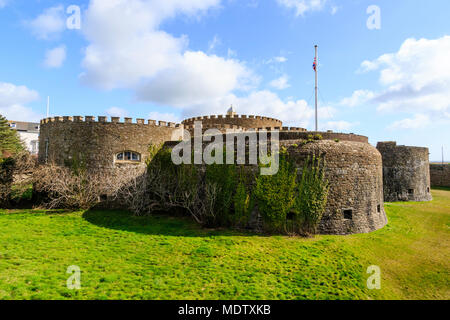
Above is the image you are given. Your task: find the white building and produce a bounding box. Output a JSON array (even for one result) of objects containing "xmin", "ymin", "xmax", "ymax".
[{"xmin": 8, "ymin": 121, "xmax": 40, "ymax": 155}]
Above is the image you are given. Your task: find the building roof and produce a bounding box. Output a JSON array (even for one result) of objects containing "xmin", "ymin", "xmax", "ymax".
[
  {"xmin": 8, "ymin": 121, "xmax": 40, "ymax": 133},
  {"xmin": 227, "ymin": 105, "xmax": 236, "ymax": 114}
]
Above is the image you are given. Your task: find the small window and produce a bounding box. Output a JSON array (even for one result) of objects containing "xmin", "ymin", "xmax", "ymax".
[
  {"xmin": 31, "ymin": 141, "xmax": 38, "ymax": 154},
  {"xmin": 427, "ymin": 187, "xmax": 430, "ymax": 193},
  {"xmin": 343, "ymin": 209, "xmax": 353, "ymax": 220},
  {"xmin": 45, "ymin": 138, "xmax": 49, "ymax": 163},
  {"xmin": 116, "ymin": 151, "xmax": 141, "ymax": 163},
  {"xmin": 408, "ymin": 189, "xmax": 414, "ymax": 195},
  {"xmin": 286, "ymin": 211, "xmax": 295, "ymax": 221},
  {"xmin": 377, "ymin": 205, "xmax": 381, "ymax": 213}
]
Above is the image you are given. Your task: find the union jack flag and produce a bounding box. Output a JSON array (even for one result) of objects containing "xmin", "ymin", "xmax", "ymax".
[{"xmin": 313, "ymin": 58, "xmax": 317, "ymax": 71}]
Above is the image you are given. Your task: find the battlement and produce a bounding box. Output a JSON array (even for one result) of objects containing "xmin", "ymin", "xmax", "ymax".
[
  {"xmin": 40, "ymin": 116, "xmax": 182, "ymax": 128},
  {"xmin": 376, "ymin": 141, "xmax": 429, "ymax": 152},
  {"xmin": 178, "ymin": 126, "xmax": 368, "ymax": 144},
  {"xmin": 182, "ymin": 123, "xmax": 308, "ymax": 133}
]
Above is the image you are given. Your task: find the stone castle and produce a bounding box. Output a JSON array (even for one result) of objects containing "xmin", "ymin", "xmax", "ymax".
[{"xmin": 38, "ymin": 108, "xmax": 435, "ymax": 235}]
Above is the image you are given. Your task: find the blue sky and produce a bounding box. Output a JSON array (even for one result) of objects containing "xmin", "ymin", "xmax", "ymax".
[{"xmin": 0, "ymin": 0, "xmax": 449, "ymax": 160}]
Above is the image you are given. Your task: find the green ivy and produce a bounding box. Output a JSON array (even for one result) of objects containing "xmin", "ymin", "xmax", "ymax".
[
  {"xmin": 232, "ymin": 167, "xmax": 255, "ymax": 227},
  {"xmin": 253, "ymin": 153, "xmax": 297, "ymax": 233},
  {"xmin": 205, "ymin": 163, "xmax": 237, "ymax": 226},
  {"xmin": 292, "ymin": 156, "xmax": 329, "ymax": 235}
]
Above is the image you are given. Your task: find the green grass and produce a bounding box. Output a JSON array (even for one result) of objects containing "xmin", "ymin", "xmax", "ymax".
[{"xmin": 0, "ymin": 189, "xmax": 449, "ymax": 300}]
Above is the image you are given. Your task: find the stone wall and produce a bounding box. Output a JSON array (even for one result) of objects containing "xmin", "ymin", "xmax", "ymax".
[
  {"xmin": 37, "ymin": 115, "xmax": 387, "ymax": 235},
  {"xmin": 376, "ymin": 142, "xmax": 432, "ymax": 202},
  {"xmin": 182, "ymin": 114, "xmax": 286, "ymax": 132},
  {"xmin": 179, "ymin": 128, "xmax": 369, "ymax": 144},
  {"xmin": 283, "ymin": 139, "xmax": 387, "ymax": 235},
  {"xmin": 38, "ymin": 116, "xmax": 184, "ymax": 169},
  {"xmin": 166, "ymin": 132, "xmax": 386, "ymax": 235},
  {"xmin": 430, "ymin": 164, "xmax": 450, "ymax": 187}
]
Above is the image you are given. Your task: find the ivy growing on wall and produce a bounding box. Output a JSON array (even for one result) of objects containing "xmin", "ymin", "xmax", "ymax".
[
  {"xmin": 292, "ymin": 156, "xmax": 330, "ymax": 235},
  {"xmin": 142, "ymin": 145, "xmax": 329, "ymax": 236},
  {"xmin": 253, "ymin": 152, "xmax": 297, "ymax": 233}
]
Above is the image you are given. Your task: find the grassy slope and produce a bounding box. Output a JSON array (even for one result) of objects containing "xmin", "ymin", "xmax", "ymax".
[{"xmin": 0, "ymin": 189, "xmax": 448, "ymax": 300}]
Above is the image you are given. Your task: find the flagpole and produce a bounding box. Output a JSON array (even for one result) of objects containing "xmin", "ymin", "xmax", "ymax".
[
  {"xmin": 314, "ymin": 45, "xmax": 318, "ymax": 131},
  {"xmin": 47, "ymin": 96, "xmax": 50, "ymax": 118}
]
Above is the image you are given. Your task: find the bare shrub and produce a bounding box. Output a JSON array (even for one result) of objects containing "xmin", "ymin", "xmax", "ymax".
[
  {"xmin": 11, "ymin": 152, "xmax": 36, "ymax": 199},
  {"xmin": 33, "ymin": 164, "xmax": 146, "ymax": 210},
  {"xmin": 113, "ymin": 166, "xmax": 148, "ymax": 214},
  {"xmin": 34, "ymin": 164, "xmax": 103, "ymax": 209},
  {"xmin": 142, "ymin": 147, "xmax": 222, "ymax": 224}
]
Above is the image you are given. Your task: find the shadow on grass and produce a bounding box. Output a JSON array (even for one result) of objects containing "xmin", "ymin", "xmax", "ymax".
[
  {"xmin": 432, "ymin": 186, "xmax": 450, "ymax": 191},
  {"xmin": 82, "ymin": 209, "xmax": 258, "ymax": 238}
]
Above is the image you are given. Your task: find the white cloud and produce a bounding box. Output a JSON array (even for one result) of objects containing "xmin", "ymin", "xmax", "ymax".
[
  {"xmin": 276, "ymin": 0, "xmax": 327, "ymax": 16},
  {"xmin": 273, "ymin": 56, "xmax": 287, "ymax": 63},
  {"xmin": 77, "ymin": 1, "xmax": 338, "ymax": 127},
  {"xmin": 0, "ymin": 82, "xmax": 41, "ymax": 122},
  {"xmin": 227, "ymin": 48, "xmax": 237, "ymax": 58},
  {"xmin": 269, "ymin": 74, "xmax": 290, "ymax": 90},
  {"xmin": 27, "ymin": 5, "xmax": 66, "ymax": 40},
  {"xmin": 148, "ymin": 111, "xmax": 181, "ymax": 123},
  {"xmin": 322, "ymin": 121, "xmax": 358, "ymax": 132},
  {"xmin": 182, "ymin": 90, "xmax": 327, "ymax": 128},
  {"xmin": 389, "ymin": 114, "xmax": 431, "ymax": 130},
  {"xmin": 136, "ymin": 51, "xmax": 255, "ymax": 106},
  {"xmin": 79, "ymin": 0, "xmax": 255, "ymax": 108},
  {"xmin": 43, "ymin": 45, "xmax": 67, "ymax": 68},
  {"xmin": 358, "ymin": 60, "xmax": 379, "ymax": 73},
  {"xmin": 265, "ymin": 56, "xmax": 288, "ymax": 64},
  {"xmin": 338, "ymin": 89, "xmax": 375, "ymax": 107},
  {"xmin": 357, "ymin": 36, "xmax": 450, "ymax": 126},
  {"xmin": 208, "ymin": 35, "xmax": 221, "ymax": 52},
  {"xmin": 330, "ymin": 5, "xmax": 338, "ymax": 15},
  {"xmin": 106, "ymin": 107, "xmax": 128, "ymax": 118}
]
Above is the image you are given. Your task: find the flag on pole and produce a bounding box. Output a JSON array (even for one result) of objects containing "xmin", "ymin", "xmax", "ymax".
[{"xmin": 313, "ymin": 57, "xmax": 317, "ymax": 71}]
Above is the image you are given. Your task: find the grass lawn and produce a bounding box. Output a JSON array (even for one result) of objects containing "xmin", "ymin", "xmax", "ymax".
[{"xmin": 0, "ymin": 188, "xmax": 449, "ymax": 300}]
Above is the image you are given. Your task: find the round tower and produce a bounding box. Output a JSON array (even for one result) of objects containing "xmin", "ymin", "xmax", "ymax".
[
  {"xmin": 376, "ymin": 141, "xmax": 432, "ymax": 202},
  {"xmin": 182, "ymin": 112, "xmax": 287, "ymax": 133},
  {"xmin": 284, "ymin": 138, "xmax": 387, "ymax": 235},
  {"xmin": 38, "ymin": 116, "xmax": 184, "ymax": 169}
]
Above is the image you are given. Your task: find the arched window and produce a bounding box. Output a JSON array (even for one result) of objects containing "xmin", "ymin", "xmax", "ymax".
[{"xmin": 115, "ymin": 151, "xmax": 141, "ymax": 163}]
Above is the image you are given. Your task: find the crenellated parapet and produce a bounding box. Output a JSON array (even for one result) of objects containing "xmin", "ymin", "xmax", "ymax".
[
  {"xmin": 182, "ymin": 114, "xmax": 283, "ymax": 123},
  {"xmin": 377, "ymin": 141, "xmax": 432, "ymax": 202},
  {"xmin": 40, "ymin": 116, "xmax": 181, "ymax": 128},
  {"xmin": 181, "ymin": 114, "xmax": 284, "ymax": 131}
]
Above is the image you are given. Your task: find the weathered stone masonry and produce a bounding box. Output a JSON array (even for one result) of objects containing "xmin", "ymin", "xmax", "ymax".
[
  {"xmin": 171, "ymin": 130, "xmax": 388, "ymax": 235},
  {"xmin": 377, "ymin": 142, "xmax": 432, "ymax": 202},
  {"xmin": 38, "ymin": 116, "xmax": 184, "ymax": 169},
  {"xmin": 38, "ymin": 113, "xmax": 388, "ymax": 235},
  {"xmin": 430, "ymin": 164, "xmax": 450, "ymax": 187},
  {"xmin": 283, "ymin": 138, "xmax": 387, "ymax": 235},
  {"xmin": 182, "ymin": 114, "xmax": 290, "ymax": 133}
]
